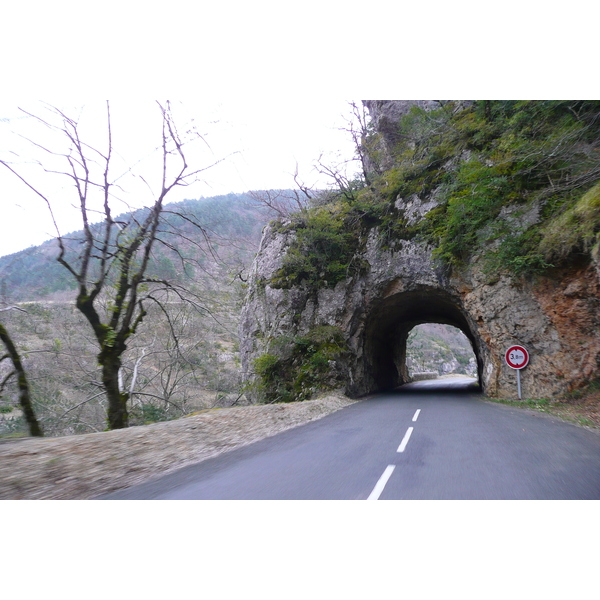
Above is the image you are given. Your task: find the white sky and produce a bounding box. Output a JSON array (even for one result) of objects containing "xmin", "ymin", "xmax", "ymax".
[
  {"xmin": 2, "ymin": 4, "xmax": 596, "ymax": 259},
  {"xmin": 0, "ymin": 99, "xmax": 361, "ymax": 257}
]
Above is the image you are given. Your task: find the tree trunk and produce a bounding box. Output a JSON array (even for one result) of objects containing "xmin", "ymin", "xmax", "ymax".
[
  {"xmin": 0, "ymin": 321, "xmax": 43, "ymax": 437},
  {"xmin": 101, "ymin": 354, "xmax": 129, "ymax": 429}
]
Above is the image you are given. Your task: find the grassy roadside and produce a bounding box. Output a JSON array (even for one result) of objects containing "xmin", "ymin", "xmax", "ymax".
[{"xmin": 485, "ymin": 380, "xmax": 600, "ymax": 430}]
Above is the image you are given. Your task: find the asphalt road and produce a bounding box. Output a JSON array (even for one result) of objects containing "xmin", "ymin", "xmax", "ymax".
[{"xmin": 98, "ymin": 377, "xmax": 600, "ymax": 500}]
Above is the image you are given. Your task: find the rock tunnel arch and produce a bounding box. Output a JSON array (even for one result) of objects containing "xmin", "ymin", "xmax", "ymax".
[{"xmin": 360, "ymin": 287, "xmax": 485, "ymax": 393}]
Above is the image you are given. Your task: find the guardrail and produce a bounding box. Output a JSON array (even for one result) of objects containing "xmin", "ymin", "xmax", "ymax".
[{"xmin": 410, "ymin": 372, "xmax": 438, "ymax": 381}]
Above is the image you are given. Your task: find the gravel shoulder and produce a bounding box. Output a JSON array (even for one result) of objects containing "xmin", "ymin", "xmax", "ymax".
[{"xmin": 0, "ymin": 392, "xmax": 356, "ymax": 500}]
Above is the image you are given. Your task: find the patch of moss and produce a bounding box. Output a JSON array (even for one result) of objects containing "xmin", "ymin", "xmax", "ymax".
[{"xmin": 484, "ymin": 228, "xmax": 554, "ymax": 278}]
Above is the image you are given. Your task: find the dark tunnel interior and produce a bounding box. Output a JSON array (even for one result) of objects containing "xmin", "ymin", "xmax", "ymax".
[{"xmin": 363, "ymin": 289, "xmax": 483, "ymax": 393}]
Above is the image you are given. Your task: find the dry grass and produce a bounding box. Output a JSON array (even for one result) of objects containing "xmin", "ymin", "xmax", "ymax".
[
  {"xmin": 550, "ymin": 383, "xmax": 600, "ymax": 428},
  {"xmin": 487, "ymin": 379, "xmax": 600, "ymax": 429}
]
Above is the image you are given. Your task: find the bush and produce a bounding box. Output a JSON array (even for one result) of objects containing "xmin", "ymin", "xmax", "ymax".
[
  {"xmin": 129, "ymin": 403, "xmax": 173, "ymax": 425},
  {"xmin": 252, "ymin": 326, "xmax": 347, "ymax": 404}
]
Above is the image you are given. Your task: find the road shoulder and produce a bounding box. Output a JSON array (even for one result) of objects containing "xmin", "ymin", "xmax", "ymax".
[{"xmin": 0, "ymin": 392, "xmax": 356, "ymax": 499}]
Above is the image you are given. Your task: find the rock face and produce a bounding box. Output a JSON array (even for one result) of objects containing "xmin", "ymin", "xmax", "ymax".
[{"xmin": 239, "ymin": 102, "xmax": 600, "ymax": 400}]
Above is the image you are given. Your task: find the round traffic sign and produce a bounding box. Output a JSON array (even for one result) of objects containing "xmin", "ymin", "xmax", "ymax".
[{"xmin": 505, "ymin": 345, "xmax": 529, "ymax": 369}]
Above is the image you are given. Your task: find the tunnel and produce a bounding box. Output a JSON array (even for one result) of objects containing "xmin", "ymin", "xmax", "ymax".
[{"xmin": 361, "ymin": 287, "xmax": 484, "ymax": 393}]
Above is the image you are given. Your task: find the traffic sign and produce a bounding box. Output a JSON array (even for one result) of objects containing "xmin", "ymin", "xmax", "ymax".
[{"xmin": 505, "ymin": 345, "xmax": 529, "ymax": 370}]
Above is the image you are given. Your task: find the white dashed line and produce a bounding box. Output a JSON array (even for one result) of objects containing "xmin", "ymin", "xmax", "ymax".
[
  {"xmin": 368, "ymin": 415, "xmax": 420, "ymax": 499},
  {"xmin": 397, "ymin": 427, "xmax": 414, "ymax": 453},
  {"xmin": 367, "ymin": 465, "xmax": 396, "ymax": 500}
]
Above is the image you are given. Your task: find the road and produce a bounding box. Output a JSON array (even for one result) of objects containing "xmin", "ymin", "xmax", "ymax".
[{"xmin": 98, "ymin": 377, "xmax": 600, "ymax": 500}]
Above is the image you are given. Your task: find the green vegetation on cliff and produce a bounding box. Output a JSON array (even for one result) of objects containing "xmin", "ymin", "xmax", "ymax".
[
  {"xmin": 269, "ymin": 101, "xmax": 600, "ymax": 288},
  {"xmin": 269, "ymin": 207, "xmax": 363, "ymax": 290},
  {"xmin": 251, "ymin": 326, "xmax": 348, "ymax": 404},
  {"xmin": 414, "ymin": 101, "xmax": 600, "ymax": 275}
]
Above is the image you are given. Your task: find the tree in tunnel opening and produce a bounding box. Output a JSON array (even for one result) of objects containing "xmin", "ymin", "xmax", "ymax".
[{"xmin": 406, "ymin": 323, "xmax": 477, "ymax": 379}]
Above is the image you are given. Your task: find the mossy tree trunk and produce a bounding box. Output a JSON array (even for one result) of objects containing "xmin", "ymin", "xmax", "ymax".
[
  {"xmin": 0, "ymin": 320, "xmax": 43, "ymax": 437},
  {"xmin": 101, "ymin": 352, "xmax": 129, "ymax": 430}
]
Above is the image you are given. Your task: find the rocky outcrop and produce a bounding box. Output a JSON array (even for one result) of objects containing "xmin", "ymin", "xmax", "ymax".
[{"xmin": 239, "ymin": 102, "xmax": 600, "ymax": 400}]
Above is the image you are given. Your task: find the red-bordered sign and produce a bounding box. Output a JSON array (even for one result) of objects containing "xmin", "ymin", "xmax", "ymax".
[{"xmin": 505, "ymin": 345, "xmax": 529, "ymax": 369}]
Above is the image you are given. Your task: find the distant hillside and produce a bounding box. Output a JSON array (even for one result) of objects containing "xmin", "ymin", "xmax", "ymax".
[
  {"xmin": 0, "ymin": 191, "xmax": 279, "ymax": 437},
  {"xmin": 0, "ymin": 192, "xmax": 271, "ymax": 302}
]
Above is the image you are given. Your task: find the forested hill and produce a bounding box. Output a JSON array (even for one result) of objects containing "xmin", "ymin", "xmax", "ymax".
[{"xmin": 0, "ymin": 192, "xmax": 273, "ymax": 302}]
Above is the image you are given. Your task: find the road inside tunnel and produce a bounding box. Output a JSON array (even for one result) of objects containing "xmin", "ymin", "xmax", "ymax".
[{"xmin": 396, "ymin": 375, "xmax": 480, "ymax": 394}]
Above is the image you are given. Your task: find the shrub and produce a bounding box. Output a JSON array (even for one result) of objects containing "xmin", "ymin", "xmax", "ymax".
[
  {"xmin": 252, "ymin": 326, "xmax": 347, "ymax": 404},
  {"xmin": 129, "ymin": 403, "xmax": 173, "ymax": 425}
]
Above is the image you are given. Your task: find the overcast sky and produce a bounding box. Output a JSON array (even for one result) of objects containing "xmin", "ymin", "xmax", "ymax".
[
  {"xmin": 0, "ymin": 99, "xmax": 360, "ymax": 257},
  {"xmin": 2, "ymin": 4, "xmax": 595, "ymax": 260}
]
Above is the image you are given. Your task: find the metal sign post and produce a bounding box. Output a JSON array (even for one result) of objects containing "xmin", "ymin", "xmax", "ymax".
[{"xmin": 505, "ymin": 345, "xmax": 529, "ymax": 399}]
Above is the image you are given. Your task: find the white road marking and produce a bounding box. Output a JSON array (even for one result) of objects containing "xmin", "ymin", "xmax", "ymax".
[
  {"xmin": 397, "ymin": 427, "xmax": 414, "ymax": 453},
  {"xmin": 412, "ymin": 409, "xmax": 421, "ymax": 422},
  {"xmin": 367, "ymin": 465, "xmax": 396, "ymax": 500}
]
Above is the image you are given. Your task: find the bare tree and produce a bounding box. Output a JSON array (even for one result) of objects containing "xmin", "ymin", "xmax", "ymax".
[
  {"xmin": 0, "ymin": 101, "xmax": 219, "ymax": 429},
  {"xmin": 304, "ymin": 102, "xmax": 374, "ymax": 206},
  {"xmin": 342, "ymin": 101, "xmax": 376, "ymax": 186},
  {"xmin": 313, "ymin": 153, "xmax": 364, "ymax": 204},
  {"xmin": 247, "ymin": 188, "xmax": 310, "ymax": 220}
]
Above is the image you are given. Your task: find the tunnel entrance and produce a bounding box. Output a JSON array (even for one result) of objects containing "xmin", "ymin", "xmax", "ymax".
[{"xmin": 361, "ymin": 288, "xmax": 484, "ymax": 394}]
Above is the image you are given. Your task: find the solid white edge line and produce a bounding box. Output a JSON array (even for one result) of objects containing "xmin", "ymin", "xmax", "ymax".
[
  {"xmin": 397, "ymin": 427, "xmax": 414, "ymax": 453},
  {"xmin": 367, "ymin": 465, "xmax": 396, "ymax": 500},
  {"xmin": 412, "ymin": 409, "xmax": 421, "ymax": 422}
]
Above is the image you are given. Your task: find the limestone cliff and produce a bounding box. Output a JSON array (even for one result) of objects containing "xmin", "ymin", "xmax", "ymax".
[{"xmin": 240, "ymin": 101, "xmax": 600, "ymax": 400}]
